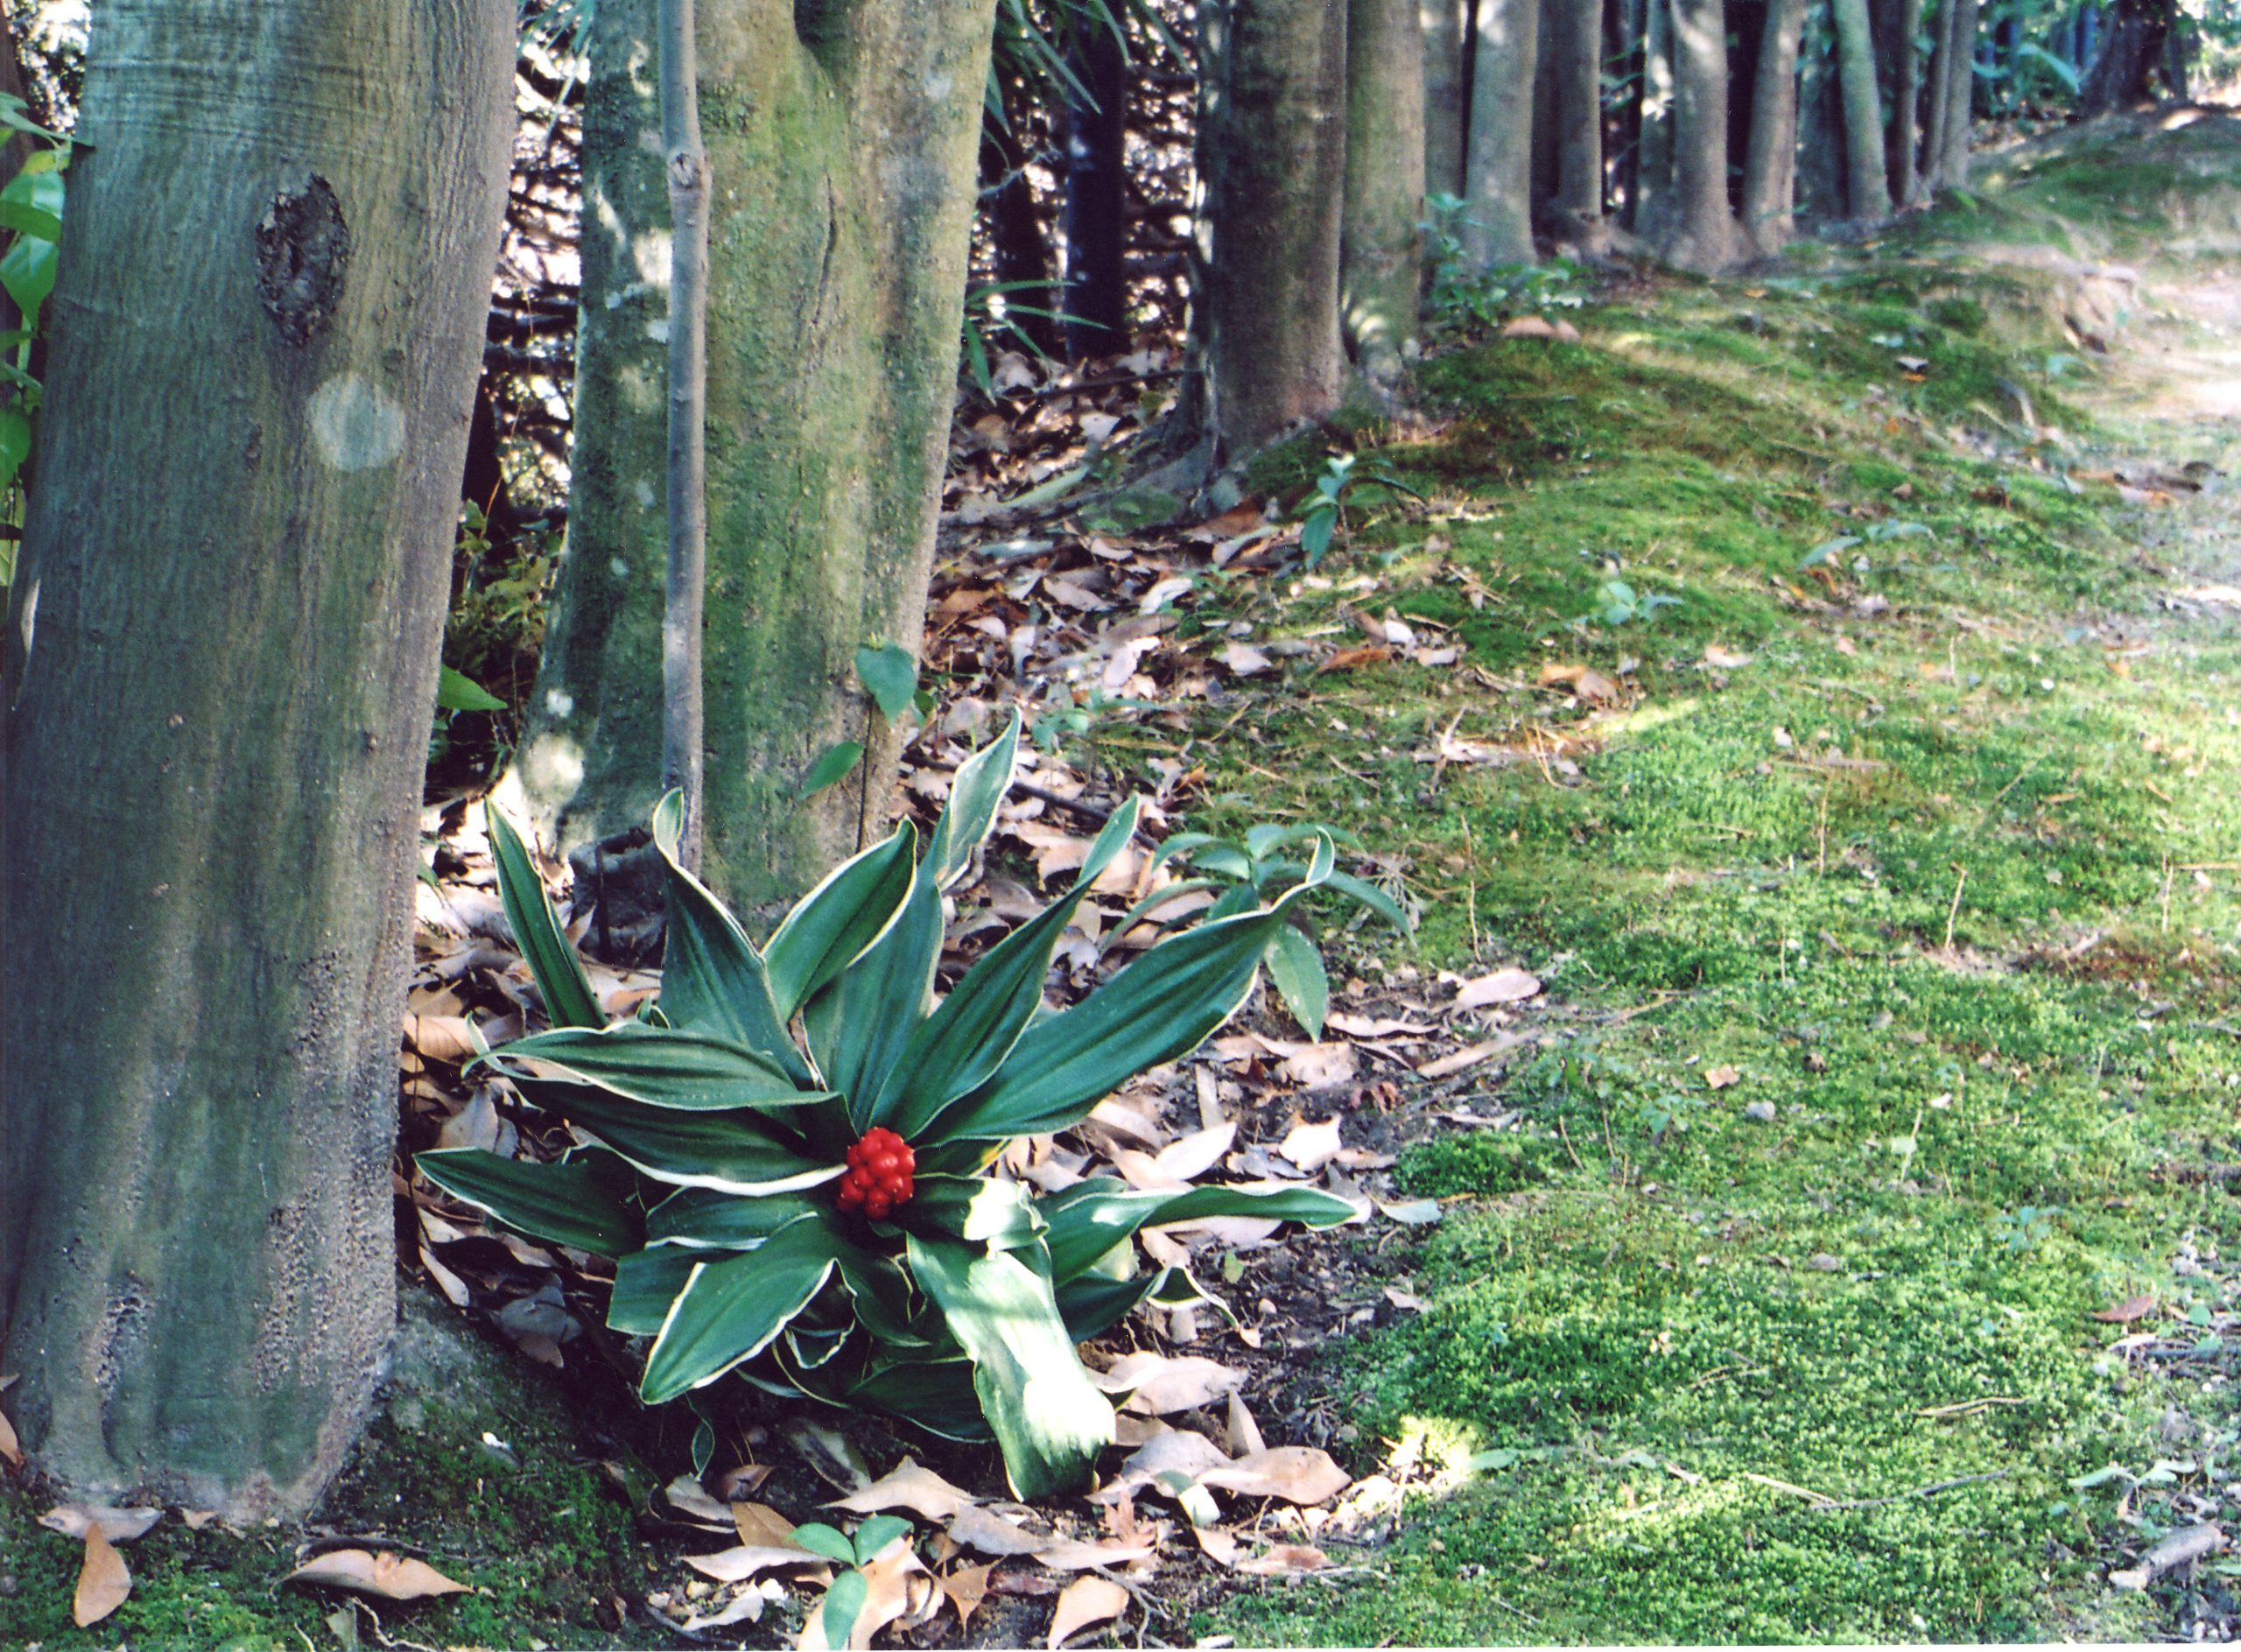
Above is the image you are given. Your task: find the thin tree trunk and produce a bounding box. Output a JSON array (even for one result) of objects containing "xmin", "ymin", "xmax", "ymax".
[
  {"xmin": 661, "ymin": 0, "xmax": 707, "ymax": 873},
  {"xmin": 1463, "ymin": 0, "xmax": 1540, "ymax": 265},
  {"xmin": 1741, "ymin": 0, "xmax": 1806, "ymax": 253},
  {"xmin": 1939, "ymin": 0, "xmax": 1978, "ymax": 184},
  {"xmin": 1060, "ymin": 14, "xmax": 1128, "ymax": 356},
  {"xmin": 1632, "ymin": 0, "xmax": 1675, "ymax": 235},
  {"xmin": 508, "ymin": 0, "xmax": 995, "ymax": 910},
  {"xmin": 1666, "ymin": 0, "xmax": 1738, "ymax": 270},
  {"xmin": 1892, "ymin": 0, "xmax": 1920, "ymax": 205},
  {"xmin": 1345, "ymin": 0, "xmax": 1428, "ymax": 386},
  {"xmin": 1551, "ymin": 0, "xmax": 1610, "ymax": 251},
  {"xmin": 1190, "ymin": 0, "xmax": 1349, "ymax": 457},
  {"xmin": 1919, "ymin": 0, "xmax": 1955, "ymax": 198},
  {"xmin": 985, "ymin": 73, "xmax": 1060, "ymax": 356},
  {"xmin": 2077, "ymin": 0, "xmax": 2170, "ymax": 112},
  {"xmin": 1, "ymin": 0, "xmax": 512, "ymax": 1515},
  {"xmin": 1831, "ymin": 0, "xmax": 1891, "ymax": 219},
  {"xmin": 1423, "ymin": 0, "xmax": 1472, "ymax": 199}
]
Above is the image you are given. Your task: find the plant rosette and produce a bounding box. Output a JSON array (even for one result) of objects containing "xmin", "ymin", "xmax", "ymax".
[{"xmin": 418, "ymin": 711, "xmax": 1357, "ymax": 1497}]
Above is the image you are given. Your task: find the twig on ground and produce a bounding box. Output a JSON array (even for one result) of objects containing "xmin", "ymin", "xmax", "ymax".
[
  {"xmin": 1806, "ymin": 1472, "xmax": 2009, "ymax": 1513},
  {"xmin": 2111, "ymin": 1522, "xmax": 2226, "ymax": 1591}
]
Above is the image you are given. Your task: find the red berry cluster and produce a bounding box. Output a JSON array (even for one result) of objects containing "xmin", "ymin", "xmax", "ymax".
[{"xmin": 834, "ymin": 1127, "xmax": 915, "ymax": 1220}]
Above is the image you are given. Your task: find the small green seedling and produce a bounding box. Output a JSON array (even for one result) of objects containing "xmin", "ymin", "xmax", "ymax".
[
  {"xmin": 1297, "ymin": 453, "xmax": 1423, "ymax": 569},
  {"xmin": 789, "ymin": 1515, "xmax": 913, "ymax": 1647}
]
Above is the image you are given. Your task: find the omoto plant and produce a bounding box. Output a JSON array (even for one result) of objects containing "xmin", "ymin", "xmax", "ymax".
[{"xmin": 418, "ymin": 713, "xmax": 1352, "ymax": 1496}]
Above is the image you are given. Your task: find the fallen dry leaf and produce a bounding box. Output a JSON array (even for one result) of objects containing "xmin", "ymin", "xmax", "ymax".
[
  {"xmin": 1047, "ymin": 1576, "xmax": 1130, "ymax": 1648},
  {"xmin": 2092, "ymin": 1295, "xmax": 2161, "ymax": 1325},
  {"xmin": 1198, "ymin": 1446, "xmax": 1352, "ymax": 1506},
  {"xmin": 1194, "ymin": 1524, "xmax": 1241, "ymax": 1566},
  {"xmin": 943, "ymin": 1561, "xmax": 996, "ymax": 1629},
  {"xmin": 404, "ymin": 1013, "xmax": 481, "ymax": 1064},
  {"xmin": 664, "ymin": 1473, "xmax": 736, "ymax": 1527},
  {"xmin": 1376, "ymin": 1197, "xmax": 1444, "ymax": 1227},
  {"xmin": 285, "ymin": 1549, "xmax": 472, "ymax": 1601},
  {"xmin": 1452, "ymin": 967, "xmax": 1541, "ymax": 1011},
  {"xmin": 827, "ymin": 1457, "xmax": 979, "ymax": 1522},
  {"xmin": 1704, "ymin": 1065, "xmax": 1742, "ymax": 1091},
  {"xmin": 678, "ymin": 1585, "xmax": 776, "ymax": 1632},
  {"xmin": 1153, "ymin": 1121, "xmax": 1236, "ymax": 1182},
  {"xmin": 1098, "ymin": 1351, "xmax": 1245, "ymax": 1415},
  {"xmin": 1321, "ymin": 643, "xmax": 1393, "ymax": 672},
  {"xmin": 1219, "ymin": 640, "xmax": 1274, "ymax": 676},
  {"xmin": 41, "ymin": 1505, "xmax": 163, "ymax": 1543},
  {"xmin": 1500, "ymin": 313, "xmax": 1559, "ymax": 339},
  {"xmin": 946, "ymin": 1503, "xmax": 1050, "ymax": 1557},
  {"xmin": 1703, "ymin": 643, "xmax": 1754, "ymax": 670},
  {"xmin": 1028, "ymin": 1535, "xmax": 1158, "ymax": 1571},
  {"xmin": 1277, "ymin": 1115, "xmax": 1345, "ymax": 1173},
  {"xmin": 1226, "ymin": 1390, "xmax": 1267, "ymax": 1458},
  {"xmin": 1538, "ymin": 662, "xmax": 1621, "ymax": 703},
  {"xmin": 74, "ymin": 1526, "xmax": 130, "ymax": 1627},
  {"xmin": 1276, "ymin": 1042, "xmax": 1359, "ymax": 1089},
  {"xmin": 1415, "ymin": 1032, "xmax": 1527, "ymax": 1080},
  {"xmin": 1236, "ymin": 1543, "xmax": 1336, "ymax": 1576}
]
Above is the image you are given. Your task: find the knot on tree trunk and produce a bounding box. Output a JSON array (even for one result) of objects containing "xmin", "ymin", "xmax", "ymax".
[{"xmin": 255, "ymin": 174, "xmax": 351, "ymax": 348}]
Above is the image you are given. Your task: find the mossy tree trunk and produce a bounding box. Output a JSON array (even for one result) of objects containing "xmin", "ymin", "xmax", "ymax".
[
  {"xmin": 1666, "ymin": 0, "xmax": 1739, "ymax": 270},
  {"xmin": 1190, "ymin": 0, "xmax": 1349, "ymax": 459},
  {"xmin": 1343, "ymin": 0, "xmax": 1427, "ymax": 387},
  {"xmin": 1831, "ymin": 0, "xmax": 1892, "ymax": 220},
  {"xmin": 1462, "ymin": 0, "xmax": 1540, "ymax": 266},
  {"xmin": 1549, "ymin": 0, "xmax": 1609, "ymax": 251},
  {"xmin": 0, "ymin": 0, "xmax": 512, "ymax": 1515},
  {"xmin": 508, "ymin": 0, "xmax": 994, "ymax": 912},
  {"xmin": 1741, "ymin": 0, "xmax": 1806, "ymax": 253}
]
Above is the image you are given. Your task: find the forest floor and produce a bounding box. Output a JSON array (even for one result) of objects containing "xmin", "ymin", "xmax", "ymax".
[{"xmin": 8, "ymin": 110, "xmax": 2241, "ymax": 1651}]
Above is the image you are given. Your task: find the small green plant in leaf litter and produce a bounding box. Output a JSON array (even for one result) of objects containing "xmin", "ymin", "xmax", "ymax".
[
  {"xmin": 1296, "ymin": 453, "xmax": 1422, "ymax": 569},
  {"xmin": 421, "ymin": 712, "xmax": 1353, "ymax": 1497},
  {"xmin": 1113, "ymin": 822, "xmax": 1410, "ymax": 1038}
]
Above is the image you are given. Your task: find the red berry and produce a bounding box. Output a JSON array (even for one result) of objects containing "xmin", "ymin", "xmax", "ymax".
[{"xmin": 835, "ymin": 1128, "xmax": 917, "ymax": 1218}]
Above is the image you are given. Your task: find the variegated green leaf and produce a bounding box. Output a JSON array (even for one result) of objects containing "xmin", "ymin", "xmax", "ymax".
[
  {"xmin": 486, "ymin": 802, "xmax": 604, "ymax": 1030},
  {"xmin": 641, "ymin": 1218, "xmax": 840, "ymax": 1402},
  {"xmin": 924, "ymin": 708, "xmax": 1021, "ymax": 889},
  {"xmin": 1264, "ymin": 923, "xmax": 1329, "ymax": 1039},
  {"xmin": 763, "ymin": 825, "xmax": 917, "ymax": 1019},
  {"xmin": 490, "ymin": 1023, "xmax": 818, "ymax": 1111},
  {"xmin": 523, "ymin": 1082, "xmax": 842, "ymax": 1196},
  {"xmin": 1038, "ymin": 1178, "xmax": 1359, "ymax": 1283},
  {"xmin": 415, "ymin": 1147, "xmax": 642, "ymax": 1259}
]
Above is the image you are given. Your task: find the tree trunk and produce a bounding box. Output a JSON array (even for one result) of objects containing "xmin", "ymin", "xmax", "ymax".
[
  {"xmin": 1666, "ymin": 0, "xmax": 1738, "ymax": 270},
  {"xmin": 0, "ymin": 0, "xmax": 511, "ymax": 1516},
  {"xmin": 1740, "ymin": 0, "xmax": 1806, "ymax": 253},
  {"xmin": 1530, "ymin": 0, "xmax": 1562, "ymax": 214},
  {"xmin": 1550, "ymin": 0, "xmax": 1609, "ymax": 250},
  {"xmin": 1631, "ymin": 0, "xmax": 1675, "ymax": 235},
  {"xmin": 1423, "ymin": 0, "xmax": 1472, "ymax": 199},
  {"xmin": 1891, "ymin": 0, "xmax": 1920, "ymax": 206},
  {"xmin": 1938, "ymin": 0, "xmax": 1978, "ymax": 184},
  {"xmin": 506, "ymin": 0, "xmax": 994, "ymax": 911},
  {"xmin": 1190, "ymin": 0, "xmax": 1349, "ymax": 458},
  {"xmin": 2077, "ymin": 0, "xmax": 2169, "ymax": 113},
  {"xmin": 1463, "ymin": 0, "xmax": 1540, "ymax": 265},
  {"xmin": 661, "ymin": 0, "xmax": 709, "ymax": 870},
  {"xmin": 1831, "ymin": 0, "xmax": 1891, "ymax": 220},
  {"xmin": 1060, "ymin": 15, "xmax": 1128, "ymax": 357},
  {"xmin": 984, "ymin": 71, "xmax": 1059, "ymax": 357},
  {"xmin": 1344, "ymin": 0, "xmax": 1427, "ymax": 387},
  {"xmin": 1919, "ymin": 0, "xmax": 1954, "ymax": 198},
  {"xmin": 1797, "ymin": 39, "xmax": 1847, "ymax": 218}
]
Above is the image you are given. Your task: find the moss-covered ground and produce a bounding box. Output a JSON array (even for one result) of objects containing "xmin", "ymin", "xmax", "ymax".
[{"xmin": 1185, "ymin": 114, "xmax": 2241, "ymax": 1645}]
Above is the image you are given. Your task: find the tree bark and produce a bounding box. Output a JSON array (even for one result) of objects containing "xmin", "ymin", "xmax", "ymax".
[
  {"xmin": 1891, "ymin": 0, "xmax": 1920, "ymax": 206},
  {"xmin": 507, "ymin": 0, "xmax": 994, "ymax": 911},
  {"xmin": 1631, "ymin": 0, "xmax": 1675, "ymax": 235},
  {"xmin": 1344, "ymin": 0, "xmax": 1427, "ymax": 387},
  {"xmin": 1666, "ymin": 0, "xmax": 1738, "ymax": 270},
  {"xmin": 661, "ymin": 0, "xmax": 708, "ymax": 872},
  {"xmin": 1919, "ymin": 0, "xmax": 1955, "ymax": 199},
  {"xmin": 1060, "ymin": 14, "xmax": 1128, "ymax": 357},
  {"xmin": 1550, "ymin": 0, "xmax": 1609, "ymax": 251},
  {"xmin": 1938, "ymin": 0, "xmax": 1978, "ymax": 186},
  {"xmin": 1463, "ymin": 0, "xmax": 1540, "ymax": 265},
  {"xmin": 1189, "ymin": 0, "xmax": 1349, "ymax": 458},
  {"xmin": 1740, "ymin": 0, "xmax": 1806, "ymax": 253},
  {"xmin": 1423, "ymin": 0, "xmax": 1472, "ymax": 200},
  {"xmin": 0, "ymin": 0, "xmax": 512, "ymax": 1515},
  {"xmin": 2077, "ymin": 0, "xmax": 2170, "ymax": 113},
  {"xmin": 1831, "ymin": 0, "xmax": 1892, "ymax": 220}
]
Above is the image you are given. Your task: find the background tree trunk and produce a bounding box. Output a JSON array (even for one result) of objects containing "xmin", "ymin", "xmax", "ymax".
[
  {"xmin": 1630, "ymin": 0, "xmax": 1675, "ymax": 235},
  {"xmin": 1344, "ymin": 0, "xmax": 1428, "ymax": 386},
  {"xmin": 1190, "ymin": 0, "xmax": 1349, "ymax": 457},
  {"xmin": 2077, "ymin": 0, "xmax": 2170, "ymax": 112},
  {"xmin": 1740, "ymin": 0, "xmax": 1806, "ymax": 252},
  {"xmin": 1938, "ymin": 0, "xmax": 1978, "ymax": 184},
  {"xmin": 1919, "ymin": 0, "xmax": 1955, "ymax": 198},
  {"xmin": 1463, "ymin": 0, "xmax": 1540, "ymax": 265},
  {"xmin": 0, "ymin": 0, "xmax": 511, "ymax": 1515},
  {"xmin": 1831, "ymin": 0, "xmax": 1892, "ymax": 219},
  {"xmin": 1666, "ymin": 0, "xmax": 1738, "ymax": 269},
  {"xmin": 1891, "ymin": 0, "xmax": 1921, "ymax": 205},
  {"xmin": 1060, "ymin": 13, "xmax": 1129, "ymax": 357},
  {"xmin": 985, "ymin": 76, "xmax": 1062, "ymax": 358},
  {"xmin": 1550, "ymin": 0, "xmax": 1609, "ymax": 250},
  {"xmin": 507, "ymin": 0, "xmax": 994, "ymax": 911},
  {"xmin": 1423, "ymin": 0, "xmax": 1472, "ymax": 200}
]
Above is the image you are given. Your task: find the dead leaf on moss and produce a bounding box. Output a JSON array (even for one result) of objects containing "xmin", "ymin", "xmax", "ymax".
[
  {"xmin": 1451, "ymin": 967, "xmax": 1541, "ymax": 1010},
  {"xmin": 1704, "ymin": 1065, "xmax": 1742, "ymax": 1091},
  {"xmin": 74, "ymin": 1526, "xmax": 130, "ymax": 1627},
  {"xmin": 285, "ymin": 1549, "xmax": 472, "ymax": 1601},
  {"xmin": 40, "ymin": 1505, "xmax": 163, "ymax": 1543},
  {"xmin": 1416, "ymin": 1033, "xmax": 1528, "ymax": 1079},
  {"xmin": 2092, "ymin": 1295, "xmax": 2161, "ymax": 1324},
  {"xmin": 1047, "ymin": 1576, "xmax": 1130, "ymax": 1648},
  {"xmin": 1219, "ymin": 641, "xmax": 1274, "ymax": 676},
  {"xmin": 1538, "ymin": 662, "xmax": 1621, "ymax": 703},
  {"xmin": 827, "ymin": 1457, "xmax": 978, "ymax": 1522},
  {"xmin": 1236, "ymin": 1543, "xmax": 1336, "ymax": 1576}
]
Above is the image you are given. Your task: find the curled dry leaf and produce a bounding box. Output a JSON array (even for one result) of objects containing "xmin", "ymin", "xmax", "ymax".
[
  {"xmin": 1415, "ymin": 1031, "xmax": 1528, "ymax": 1080},
  {"xmin": 1193, "ymin": 1524, "xmax": 1241, "ymax": 1567},
  {"xmin": 678, "ymin": 1583, "xmax": 779, "ymax": 1632},
  {"xmin": 1198, "ymin": 1447, "xmax": 1352, "ymax": 1506},
  {"xmin": 1277, "ymin": 1115, "xmax": 1345, "ymax": 1174},
  {"xmin": 947, "ymin": 1503, "xmax": 1050, "ymax": 1557},
  {"xmin": 1047, "ymin": 1576, "xmax": 1130, "ymax": 1649},
  {"xmin": 827, "ymin": 1456, "xmax": 979, "ymax": 1522},
  {"xmin": 284, "ymin": 1549, "xmax": 472, "ymax": 1601},
  {"xmin": 734, "ymin": 1500, "xmax": 798, "ymax": 1547},
  {"xmin": 663, "ymin": 1473, "xmax": 736, "ymax": 1527},
  {"xmin": 1097, "ymin": 1351, "xmax": 1245, "ymax": 1415},
  {"xmin": 1226, "ymin": 1391, "xmax": 1266, "ymax": 1458},
  {"xmin": 1153, "ymin": 1121, "xmax": 1236, "ymax": 1183},
  {"xmin": 942, "ymin": 1560, "xmax": 996, "ymax": 1629},
  {"xmin": 41, "ymin": 1505, "xmax": 163, "ymax": 1543},
  {"xmin": 685, "ymin": 1545, "xmax": 834, "ymax": 1584},
  {"xmin": 1704, "ymin": 1065, "xmax": 1742, "ymax": 1091},
  {"xmin": 1276, "ymin": 1043, "xmax": 1359, "ymax": 1090},
  {"xmin": 2093, "ymin": 1295, "xmax": 2161, "ymax": 1325},
  {"xmin": 1376, "ymin": 1197, "xmax": 1444, "ymax": 1227},
  {"xmin": 1219, "ymin": 641, "xmax": 1273, "ymax": 676},
  {"xmin": 1452, "ymin": 967, "xmax": 1542, "ymax": 1011},
  {"xmin": 1538, "ymin": 662, "xmax": 1620, "ymax": 704},
  {"xmin": 1236, "ymin": 1543, "xmax": 1335, "ymax": 1576},
  {"xmin": 1028, "ymin": 1535, "xmax": 1158, "ymax": 1571},
  {"xmin": 74, "ymin": 1525, "xmax": 130, "ymax": 1627}
]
